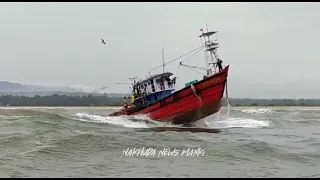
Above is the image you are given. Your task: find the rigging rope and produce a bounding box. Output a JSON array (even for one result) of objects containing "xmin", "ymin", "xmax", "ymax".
[
  {"xmin": 173, "ymin": 47, "xmax": 207, "ymax": 81},
  {"xmin": 179, "ymin": 63, "xmax": 208, "ymax": 71},
  {"xmin": 188, "ymin": 67, "xmax": 206, "ymax": 76},
  {"xmin": 225, "ymin": 79, "xmax": 230, "ymax": 116},
  {"xmin": 148, "ymin": 45, "xmax": 204, "ymax": 74},
  {"xmin": 175, "ymin": 47, "xmax": 207, "ymax": 75},
  {"xmin": 179, "ymin": 46, "xmax": 205, "ymax": 64}
]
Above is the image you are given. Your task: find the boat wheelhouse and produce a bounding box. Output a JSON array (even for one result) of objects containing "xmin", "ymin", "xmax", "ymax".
[{"xmin": 131, "ymin": 72, "xmax": 177, "ymax": 107}]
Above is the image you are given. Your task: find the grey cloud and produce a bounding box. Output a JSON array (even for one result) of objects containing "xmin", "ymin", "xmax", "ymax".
[{"xmin": 0, "ymin": 2, "xmax": 319, "ymax": 98}]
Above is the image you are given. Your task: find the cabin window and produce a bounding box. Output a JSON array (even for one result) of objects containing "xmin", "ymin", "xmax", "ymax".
[
  {"xmin": 156, "ymin": 79, "xmax": 160, "ymax": 83},
  {"xmin": 148, "ymin": 82, "xmax": 151, "ymax": 85},
  {"xmin": 152, "ymin": 85, "xmax": 155, "ymax": 92}
]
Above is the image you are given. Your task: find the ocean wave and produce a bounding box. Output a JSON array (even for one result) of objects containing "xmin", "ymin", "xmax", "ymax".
[
  {"xmin": 73, "ymin": 113, "xmax": 156, "ymax": 128},
  {"xmin": 207, "ymin": 117, "xmax": 272, "ymax": 129},
  {"xmin": 0, "ymin": 107, "xmax": 319, "ymax": 178},
  {"xmin": 241, "ymin": 108, "xmax": 273, "ymax": 114},
  {"xmin": 237, "ymin": 140, "xmax": 320, "ymax": 164},
  {"xmin": 0, "ymin": 109, "xmax": 67, "ymax": 119}
]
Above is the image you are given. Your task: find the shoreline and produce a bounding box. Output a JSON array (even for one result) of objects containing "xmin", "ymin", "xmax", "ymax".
[
  {"xmin": 0, "ymin": 106, "xmax": 123, "ymax": 110},
  {"xmin": 1, "ymin": 106, "xmax": 320, "ymax": 110}
]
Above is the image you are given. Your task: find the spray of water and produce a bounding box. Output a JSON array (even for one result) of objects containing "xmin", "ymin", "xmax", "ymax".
[{"xmin": 71, "ymin": 109, "xmax": 271, "ymax": 131}]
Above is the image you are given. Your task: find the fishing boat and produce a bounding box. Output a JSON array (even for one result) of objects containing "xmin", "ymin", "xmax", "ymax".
[{"xmin": 109, "ymin": 25, "xmax": 230, "ymax": 125}]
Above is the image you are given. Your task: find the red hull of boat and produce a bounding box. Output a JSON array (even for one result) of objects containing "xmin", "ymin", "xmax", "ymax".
[{"xmin": 109, "ymin": 65, "xmax": 229, "ymax": 124}]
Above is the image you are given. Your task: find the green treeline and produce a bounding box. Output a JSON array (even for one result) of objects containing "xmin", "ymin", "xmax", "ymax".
[
  {"xmin": 0, "ymin": 94, "xmax": 320, "ymax": 106},
  {"xmin": 0, "ymin": 94, "xmax": 123, "ymax": 106},
  {"xmin": 221, "ymin": 98, "xmax": 320, "ymax": 106}
]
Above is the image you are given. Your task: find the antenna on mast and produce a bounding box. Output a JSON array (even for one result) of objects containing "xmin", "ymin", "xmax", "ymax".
[
  {"xmin": 161, "ymin": 46, "xmax": 165, "ymax": 73},
  {"xmin": 205, "ymin": 22, "xmax": 209, "ymax": 34}
]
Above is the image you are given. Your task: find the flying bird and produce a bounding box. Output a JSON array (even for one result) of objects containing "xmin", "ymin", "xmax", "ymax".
[{"xmin": 101, "ymin": 39, "xmax": 106, "ymax": 45}]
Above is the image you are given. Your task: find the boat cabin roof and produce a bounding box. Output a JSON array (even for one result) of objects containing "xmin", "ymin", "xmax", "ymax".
[{"xmin": 133, "ymin": 72, "xmax": 174, "ymax": 87}]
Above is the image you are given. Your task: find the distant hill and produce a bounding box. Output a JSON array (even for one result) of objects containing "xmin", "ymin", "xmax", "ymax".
[
  {"xmin": 0, "ymin": 91, "xmax": 131, "ymax": 97},
  {"xmin": 0, "ymin": 81, "xmax": 131, "ymax": 97},
  {"xmin": 0, "ymin": 81, "xmax": 78, "ymax": 93}
]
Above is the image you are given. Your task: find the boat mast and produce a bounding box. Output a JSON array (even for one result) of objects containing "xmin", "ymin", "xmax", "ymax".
[
  {"xmin": 199, "ymin": 33, "xmax": 209, "ymax": 73},
  {"xmin": 199, "ymin": 23, "xmax": 220, "ymax": 75},
  {"xmin": 205, "ymin": 22, "xmax": 215, "ymax": 71}
]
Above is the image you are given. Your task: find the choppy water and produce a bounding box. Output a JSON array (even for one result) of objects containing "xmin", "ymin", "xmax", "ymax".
[{"xmin": 0, "ymin": 106, "xmax": 319, "ymax": 178}]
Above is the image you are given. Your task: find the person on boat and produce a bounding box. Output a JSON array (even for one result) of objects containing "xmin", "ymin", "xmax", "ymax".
[
  {"xmin": 127, "ymin": 96, "xmax": 131, "ymax": 106},
  {"xmin": 166, "ymin": 76, "xmax": 172, "ymax": 88},
  {"xmin": 123, "ymin": 96, "xmax": 128, "ymax": 108},
  {"xmin": 137, "ymin": 88, "xmax": 141, "ymax": 98},
  {"xmin": 144, "ymin": 86, "xmax": 147, "ymax": 94},
  {"xmin": 168, "ymin": 80, "xmax": 172, "ymax": 88},
  {"xmin": 172, "ymin": 77, "xmax": 176, "ymax": 87},
  {"xmin": 216, "ymin": 58, "xmax": 223, "ymax": 71},
  {"xmin": 131, "ymin": 95, "xmax": 135, "ymax": 104},
  {"xmin": 160, "ymin": 77, "xmax": 165, "ymax": 90}
]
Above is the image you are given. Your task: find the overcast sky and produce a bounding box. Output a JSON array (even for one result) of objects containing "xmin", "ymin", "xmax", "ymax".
[{"xmin": 0, "ymin": 2, "xmax": 319, "ymax": 98}]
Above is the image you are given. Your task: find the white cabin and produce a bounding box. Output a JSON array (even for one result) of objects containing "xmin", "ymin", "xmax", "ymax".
[{"xmin": 132, "ymin": 72, "xmax": 176, "ymax": 100}]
